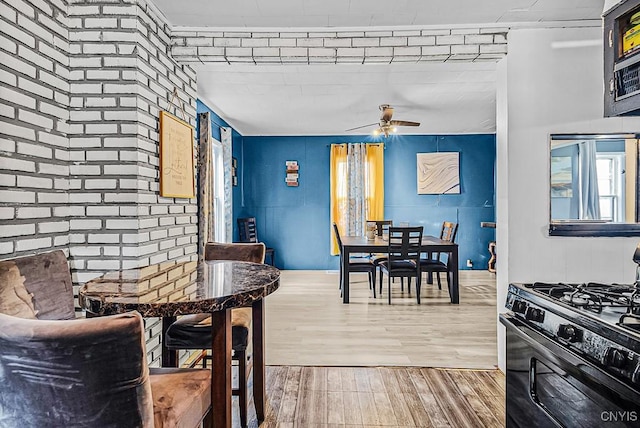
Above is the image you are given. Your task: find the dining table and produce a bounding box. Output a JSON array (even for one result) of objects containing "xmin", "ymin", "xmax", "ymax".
[
  {"xmin": 79, "ymin": 260, "xmax": 280, "ymax": 428},
  {"xmin": 340, "ymin": 235, "xmax": 459, "ymax": 304}
]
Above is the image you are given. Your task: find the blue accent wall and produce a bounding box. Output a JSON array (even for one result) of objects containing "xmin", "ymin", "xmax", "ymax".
[{"xmin": 240, "ymin": 134, "xmax": 496, "ymax": 270}]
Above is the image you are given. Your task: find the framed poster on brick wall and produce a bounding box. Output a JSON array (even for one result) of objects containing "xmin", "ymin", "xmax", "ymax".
[{"xmin": 159, "ymin": 111, "xmax": 195, "ymax": 198}]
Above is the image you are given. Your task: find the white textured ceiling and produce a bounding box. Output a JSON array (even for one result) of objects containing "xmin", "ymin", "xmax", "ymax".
[{"xmin": 151, "ymin": 0, "xmax": 606, "ymax": 136}]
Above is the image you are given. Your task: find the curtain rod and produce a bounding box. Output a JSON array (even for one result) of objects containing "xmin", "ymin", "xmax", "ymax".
[{"xmin": 325, "ymin": 143, "xmax": 385, "ymax": 147}]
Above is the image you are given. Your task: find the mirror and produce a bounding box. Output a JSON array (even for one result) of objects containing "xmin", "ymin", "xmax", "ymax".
[{"xmin": 549, "ymin": 133, "xmax": 640, "ymax": 236}]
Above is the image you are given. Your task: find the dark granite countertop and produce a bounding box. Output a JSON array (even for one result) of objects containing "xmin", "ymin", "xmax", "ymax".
[{"xmin": 79, "ymin": 260, "xmax": 280, "ymax": 317}]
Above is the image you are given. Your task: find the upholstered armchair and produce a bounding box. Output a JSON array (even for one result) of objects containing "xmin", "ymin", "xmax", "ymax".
[{"xmin": 0, "ymin": 311, "xmax": 212, "ymax": 428}]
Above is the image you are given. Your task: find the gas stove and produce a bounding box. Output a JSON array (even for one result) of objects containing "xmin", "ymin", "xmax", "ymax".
[{"xmin": 506, "ymin": 281, "xmax": 640, "ymax": 389}]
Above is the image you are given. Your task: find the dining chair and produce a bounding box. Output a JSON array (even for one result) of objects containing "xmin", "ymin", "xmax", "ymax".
[
  {"xmin": 237, "ymin": 216, "xmax": 275, "ymax": 266},
  {"xmin": 367, "ymin": 219, "xmax": 393, "ymax": 279},
  {"xmin": 164, "ymin": 242, "xmax": 266, "ymax": 428},
  {"xmin": 378, "ymin": 226, "xmax": 424, "ymax": 304},
  {"xmin": 420, "ymin": 221, "xmax": 458, "ymax": 290},
  {"xmin": 0, "ymin": 311, "xmax": 212, "ymax": 428},
  {"xmin": 0, "ymin": 250, "xmax": 75, "ymax": 320},
  {"xmin": 333, "ymin": 222, "xmax": 377, "ymax": 297},
  {"xmin": 368, "ymin": 219, "xmax": 393, "ymax": 237}
]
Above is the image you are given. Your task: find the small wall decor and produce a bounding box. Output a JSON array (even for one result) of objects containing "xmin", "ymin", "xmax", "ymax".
[
  {"xmin": 286, "ymin": 160, "xmax": 299, "ymax": 187},
  {"xmin": 159, "ymin": 110, "xmax": 195, "ymax": 198},
  {"xmin": 417, "ymin": 152, "xmax": 460, "ymax": 194},
  {"xmin": 232, "ymin": 157, "xmax": 238, "ymax": 187}
]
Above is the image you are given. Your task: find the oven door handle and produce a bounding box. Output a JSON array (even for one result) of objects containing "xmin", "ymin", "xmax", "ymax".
[{"xmin": 529, "ymin": 358, "xmax": 565, "ymax": 428}]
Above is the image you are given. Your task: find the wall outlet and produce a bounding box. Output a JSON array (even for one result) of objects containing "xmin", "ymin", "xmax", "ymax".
[{"xmin": 466, "ymin": 259, "xmax": 473, "ymax": 268}]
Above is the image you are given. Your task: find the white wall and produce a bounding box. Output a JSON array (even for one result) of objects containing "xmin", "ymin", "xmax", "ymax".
[{"xmin": 496, "ymin": 26, "xmax": 640, "ymax": 370}]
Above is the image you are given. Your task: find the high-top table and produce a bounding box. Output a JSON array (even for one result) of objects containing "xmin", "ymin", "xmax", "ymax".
[
  {"xmin": 340, "ymin": 235, "xmax": 459, "ymax": 304},
  {"xmin": 79, "ymin": 260, "xmax": 280, "ymax": 428}
]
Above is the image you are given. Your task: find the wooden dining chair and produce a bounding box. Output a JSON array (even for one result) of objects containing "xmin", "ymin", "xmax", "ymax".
[
  {"xmin": 333, "ymin": 223, "xmax": 377, "ymax": 297},
  {"xmin": 164, "ymin": 242, "xmax": 266, "ymax": 428},
  {"xmin": 0, "ymin": 311, "xmax": 212, "ymax": 428},
  {"xmin": 420, "ymin": 221, "xmax": 458, "ymax": 290},
  {"xmin": 378, "ymin": 226, "xmax": 424, "ymax": 304},
  {"xmin": 367, "ymin": 219, "xmax": 393, "ymax": 276},
  {"xmin": 368, "ymin": 219, "xmax": 393, "ymax": 237},
  {"xmin": 237, "ymin": 217, "xmax": 275, "ymax": 266}
]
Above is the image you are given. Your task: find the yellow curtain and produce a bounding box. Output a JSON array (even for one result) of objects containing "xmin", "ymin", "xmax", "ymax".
[
  {"xmin": 330, "ymin": 144, "xmax": 347, "ymax": 255},
  {"xmin": 366, "ymin": 144, "xmax": 385, "ymax": 221},
  {"xmin": 330, "ymin": 143, "xmax": 384, "ymax": 255}
]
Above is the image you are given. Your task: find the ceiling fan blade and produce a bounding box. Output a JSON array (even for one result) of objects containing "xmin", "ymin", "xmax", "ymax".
[
  {"xmin": 390, "ymin": 120, "xmax": 420, "ymax": 127},
  {"xmin": 345, "ymin": 122, "xmax": 378, "ymax": 132}
]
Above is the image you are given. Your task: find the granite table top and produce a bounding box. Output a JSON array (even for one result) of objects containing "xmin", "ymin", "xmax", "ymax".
[{"xmin": 79, "ymin": 260, "xmax": 280, "ymax": 317}]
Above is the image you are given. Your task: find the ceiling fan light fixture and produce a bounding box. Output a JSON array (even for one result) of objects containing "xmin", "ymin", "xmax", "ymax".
[{"xmin": 346, "ymin": 104, "xmax": 420, "ymax": 136}]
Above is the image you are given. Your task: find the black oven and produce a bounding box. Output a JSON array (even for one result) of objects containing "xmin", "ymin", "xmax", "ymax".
[{"xmin": 502, "ymin": 313, "xmax": 640, "ymax": 427}]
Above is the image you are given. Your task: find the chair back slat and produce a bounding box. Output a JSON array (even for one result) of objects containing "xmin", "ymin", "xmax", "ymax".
[
  {"xmin": 440, "ymin": 221, "xmax": 458, "ymax": 243},
  {"xmin": 368, "ymin": 220, "xmax": 393, "ymax": 237},
  {"xmin": 433, "ymin": 221, "xmax": 458, "ymax": 262},
  {"xmin": 237, "ymin": 217, "xmax": 259, "ymax": 243},
  {"xmin": 388, "ymin": 226, "xmax": 423, "ymax": 263}
]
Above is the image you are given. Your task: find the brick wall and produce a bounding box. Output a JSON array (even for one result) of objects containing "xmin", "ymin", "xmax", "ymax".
[
  {"xmin": 1, "ymin": 0, "xmax": 197, "ymax": 366},
  {"xmin": 0, "ymin": 0, "xmax": 71, "ymax": 258},
  {"xmin": 67, "ymin": 0, "xmax": 198, "ymax": 290}
]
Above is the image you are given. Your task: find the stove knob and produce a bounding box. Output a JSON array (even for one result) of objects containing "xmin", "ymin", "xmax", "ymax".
[
  {"xmin": 606, "ymin": 348, "xmax": 629, "ymax": 369},
  {"xmin": 512, "ymin": 300, "xmax": 527, "ymax": 313},
  {"xmin": 525, "ymin": 307, "xmax": 545, "ymax": 323},
  {"xmin": 557, "ymin": 324, "xmax": 582, "ymax": 342}
]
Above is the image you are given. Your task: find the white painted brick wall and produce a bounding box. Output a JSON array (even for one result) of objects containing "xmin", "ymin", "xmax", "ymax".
[
  {"xmin": 174, "ymin": 27, "xmax": 507, "ymax": 64},
  {"xmin": 1, "ymin": 0, "xmax": 70, "ymax": 262}
]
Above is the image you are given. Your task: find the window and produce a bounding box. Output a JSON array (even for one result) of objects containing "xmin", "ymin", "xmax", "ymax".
[{"xmin": 596, "ymin": 153, "xmax": 625, "ymax": 222}]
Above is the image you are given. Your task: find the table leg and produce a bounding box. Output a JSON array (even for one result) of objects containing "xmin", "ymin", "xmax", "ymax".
[
  {"xmin": 211, "ymin": 309, "xmax": 232, "ymax": 428},
  {"xmin": 449, "ymin": 248, "xmax": 459, "ymax": 304},
  {"xmin": 161, "ymin": 316, "xmax": 178, "ymax": 367},
  {"xmin": 252, "ymin": 299, "xmax": 265, "ymax": 422},
  {"xmin": 342, "ymin": 248, "xmax": 350, "ymax": 304}
]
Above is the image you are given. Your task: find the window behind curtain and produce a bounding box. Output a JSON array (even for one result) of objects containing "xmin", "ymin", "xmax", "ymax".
[{"xmin": 330, "ymin": 143, "xmax": 384, "ymax": 255}]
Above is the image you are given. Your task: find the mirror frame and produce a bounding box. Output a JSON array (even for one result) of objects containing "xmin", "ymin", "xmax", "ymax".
[{"xmin": 548, "ymin": 133, "xmax": 640, "ymax": 237}]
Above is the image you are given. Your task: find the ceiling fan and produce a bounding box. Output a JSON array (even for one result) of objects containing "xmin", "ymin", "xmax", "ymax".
[{"xmin": 346, "ymin": 104, "xmax": 421, "ymax": 137}]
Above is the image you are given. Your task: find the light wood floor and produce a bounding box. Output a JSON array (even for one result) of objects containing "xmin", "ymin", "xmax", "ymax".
[
  {"xmin": 264, "ymin": 270, "xmax": 498, "ymax": 369},
  {"xmin": 241, "ymin": 366, "xmax": 505, "ymax": 428}
]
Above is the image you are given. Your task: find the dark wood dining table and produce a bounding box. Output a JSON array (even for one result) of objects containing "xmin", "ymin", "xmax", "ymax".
[
  {"xmin": 78, "ymin": 260, "xmax": 280, "ymax": 428},
  {"xmin": 340, "ymin": 235, "xmax": 459, "ymax": 304}
]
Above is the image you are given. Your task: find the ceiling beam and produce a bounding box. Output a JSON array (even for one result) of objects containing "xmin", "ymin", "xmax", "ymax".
[{"xmin": 171, "ymin": 27, "xmax": 508, "ymax": 65}]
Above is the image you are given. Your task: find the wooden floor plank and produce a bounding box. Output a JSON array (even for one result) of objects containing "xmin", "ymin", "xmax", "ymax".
[
  {"xmin": 343, "ymin": 391, "xmax": 364, "ymax": 425},
  {"xmin": 263, "ymin": 366, "xmax": 288, "ymax": 424},
  {"xmin": 358, "ymin": 391, "xmax": 382, "ymax": 426},
  {"xmin": 276, "ymin": 366, "xmax": 302, "ymax": 423},
  {"xmin": 446, "ymin": 370, "xmax": 503, "ymax": 428},
  {"xmin": 406, "ymin": 367, "xmax": 452, "ymax": 427},
  {"xmin": 244, "ymin": 366, "xmax": 506, "ymax": 428},
  {"xmin": 379, "ymin": 368, "xmax": 418, "ymax": 426},
  {"xmin": 421, "ymin": 368, "xmax": 485, "ymax": 428},
  {"xmin": 326, "ymin": 390, "xmax": 345, "ymax": 425}
]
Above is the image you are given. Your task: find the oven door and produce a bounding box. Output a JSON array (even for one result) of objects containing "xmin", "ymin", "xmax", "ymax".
[{"xmin": 500, "ymin": 313, "xmax": 640, "ymax": 428}]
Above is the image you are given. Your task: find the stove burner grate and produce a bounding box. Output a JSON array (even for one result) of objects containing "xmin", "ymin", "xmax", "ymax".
[{"xmin": 530, "ymin": 282, "xmax": 640, "ymax": 315}]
